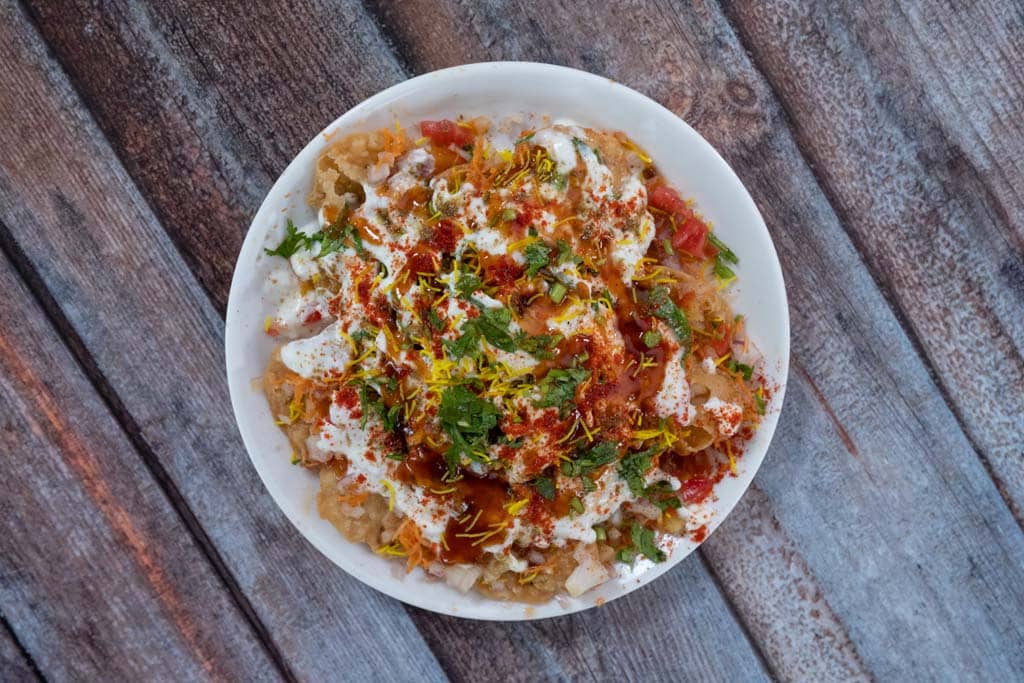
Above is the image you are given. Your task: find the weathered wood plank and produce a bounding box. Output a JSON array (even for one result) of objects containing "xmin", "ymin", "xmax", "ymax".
[
  {"xmin": 366, "ymin": 0, "xmax": 1024, "ymax": 678},
  {"xmin": 0, "ymin": 620, "xmax": 38, "ymax": 683},
  {"xmin": 20, "ymin": 0, "xmax": 407, "ymax": 313},
  {"xmin": 721, "ymin": 0, "xmax": 1024, "ymax": 523},
  {"xmin": 0, "ymin": 4, "xmax": 445, "ymax": 681},
  {"xmin": 0, "ymin": 254, "xmax": 277, "ymax": 679},
  {"xmin": 408, "ymin": 555, "xmax": 771, "ymax": 682},
  {"xmin": 17, "ymin": 1, "xmax": 780, "ymax": 679}
]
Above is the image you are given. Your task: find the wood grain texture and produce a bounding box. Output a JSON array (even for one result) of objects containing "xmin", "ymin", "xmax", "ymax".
[
  {"xmin": 407, "ymin": 555, "xmax": 770, "ymax": 682},
  {"xmin": 20, "ymin": 0, "xmax": 407, "ymax": 313},
  {"xmin": 4, "ymin": 0, "xmax": 1022, "ymax": 679},
  {"xmin": 366, "ymin": 0, "xmax": 1024, "ymax": 678},
  {"xmin": 0, "ymin": 620, "xmax": 38, "ymax": 683},
  {"xmin": 0, "ymin": 4, "xmax": 444, "ymax": 681},
  {"xmin": 0, "ymin": 249, "xmax": 278, "ymax": 681},
  {"xmin": 15, "ymin": 1, "xmax": 781, "ymax": 680},
  {"xmin": 721, "ymin": 0, "xmax": 1024, "ymax": 523}
]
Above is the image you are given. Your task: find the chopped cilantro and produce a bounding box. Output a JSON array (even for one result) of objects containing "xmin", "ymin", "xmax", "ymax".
[
  {"xmin": 426, "ymin": 307, "xmax": 445, "ymax": 332},
  {"xmin": 264, "ymin": 219, "xmax": 309, "ymax": 258},
  {"xmin": 616, "ymin": 548, "xmax": 636, "ymax": 563},
  {"xmin": 618, "ymin": 447, "xmax": 658, "ymax": 496},
  {"xmin": 524, "ymin": 241, "xmax": 551, "ymax": 278},
  {"xmin": 455, "ymin": 273, "xmax": 483, "ymax": 299},
  {"xmin": 438, "ymin": 385, "xmax": 499, "ymax": 476},
  {"xmin": 561, "ymin": 441, "xmax": 619, "ymax": 477},
  {"xmin": 514, "ymin": 331, "xmax": 561, "ymax": 359},
  {"xmin": 534, "ymin": 367, "xmax": 590, "ymax": 413},
  {"xmin": 531, "ymin": 476, "xmax": 556, "ymax": 501},
  {"xmin": 473, "ymin": 304, "xmax": 516, "ymax": 352},
  {"xmin": 630, "ymin": 522, "xmax": 666, "ymax": 562},
  {"xmin": 649, "ymin": 286, "xmax": 691, "ymax": 356},
  {"xmin": 443, "ymin": 322, "xmax": 481, "ymax": 359},
  {"xmin": 556, "ymin": 239, "xmax": 583, "ymax": 266},
  {"xmin": 724, "ymin": 358, "xmax": 754, "ymax": 381}
]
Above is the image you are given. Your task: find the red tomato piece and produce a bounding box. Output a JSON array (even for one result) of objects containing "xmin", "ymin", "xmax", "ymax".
[
  {"xmin": 649, "ymin": 184, "xmax": 709, "ymax": 258},
  {"xmin": 419, "ymin": 119, "xmax": 475, "ymax": 147},
  {"xmin": 648, "ymin": 184, "xmax": 689, "ymax": 215},
  {"xmin": 671, "ymin": 216, "xmax": 709, "ymax": 259},
  {"xmin": 681, "ymin": 477, "xmax": 715, "ymax": 505},
  {"xmin": 709, "ymin": 323, "xmax": 732, "ymax": 357}
]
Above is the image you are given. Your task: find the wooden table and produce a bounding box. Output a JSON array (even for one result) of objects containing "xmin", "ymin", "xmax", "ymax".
[{"xmin": 1, "ymin": 1, "xmax": 1021, "ymax": 680}]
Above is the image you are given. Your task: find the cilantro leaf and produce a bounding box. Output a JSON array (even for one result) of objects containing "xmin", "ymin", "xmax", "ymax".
[
  {"xmin": 561, "ymin": 441, "xmax": 619, "ymax": 477},
  {"xmin": 264, "ymin": 219, "xmax": 309, "ymax": 258},
  {"xmin": 556, "ymin": 239, "xmax": 582, "ymax": 266},
  {"xmin": 514, "ymin": 332, "xmax": 561, "ymax": 360},
  {"xmin": 455, "ymin": 273, "xmax": 483, "ymax": 299},
  {"xmin": 443, "ymin": 322, "xmax": 481, "ymax": 359},
  {"xmin": 630, "ymin": 522, "xmax": 666, "ymax": 562},
  {"xmin": 524, "ymin": 241, "xmax": 551, "ymax": 278},
  {"xmin": 649, "ymin": 286, "xmax": 691, "ymax": 356},
  {"xmin": 426, "ymin": 307, "xmax": 445, "ymax": 332},
  {"xmin": 473, "ymin": 305, "xmax": 516, "ymax": 352},
  {"xmin": 534, "ymin": 367, "xmax": 590, "ymax": 413},
  {"xmin": 617, "ymin": 447, "xmax": 658, "ymax": 496},
  {"xmin": 531, "ymin": 476, "xmax": 556, "ymax": 501},
  {"xmin": 724, "ymin": 358, "xmax": 754, "ymax": 381},
  {"xmin": 438, "ymin": 386, "xmax": 499, "ymax": 476}
]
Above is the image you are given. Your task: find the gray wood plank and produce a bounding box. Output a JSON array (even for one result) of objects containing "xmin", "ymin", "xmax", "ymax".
[
  {"xmin": 16, "ymin": 1, "xmax": 779, "ymax": 680},
  {"xmin": 721, "ymin": 0, "xmax": 1024, "ymax": 524},
  {"xmin": 366, "ymin": 0, "xmax": 1024, "ymax": 678},
  {"xmin": 0, "ymin": 252, "xmax": 276, "ymax": 680},
  {"xmin": 0, "ymin": 4, "xmax": 444, "ymax": 681},
  {"xmin": 0, "ymin": 620, "xmax": 38, "ymax": 683},
  {"xmin": 408, "ymin": 555, "xmax": 771, "ymax": 682},
  {"xmin": 20, "ymin": 0, "xmax": 408, "ymax": 313}
]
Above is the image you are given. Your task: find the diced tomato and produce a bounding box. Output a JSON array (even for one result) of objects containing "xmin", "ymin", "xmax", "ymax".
[
  {"xmin": 648, "ymin": 184, "xmax": 690, "ymax": 216},
  {"xmin": 681, "ymin": 477, "xmax": 715, "ymax": 505},
  {"xmin": 671, "ymin": 216, "xmax": 709, "ymax": 259},
  {"xmin": 709, "ymin": 323, "xmax": 732, "ymax": 357},
  {"xmin": 303, "ymin": 309, "xmax": 323, "ymax": 324},
  {"xmin": 419, "ymin": 119, "xmax": 475, "ymax": 147},
  {"xmin": 649, "ymin": 184, "xmax": 709, "ymax": 259}
]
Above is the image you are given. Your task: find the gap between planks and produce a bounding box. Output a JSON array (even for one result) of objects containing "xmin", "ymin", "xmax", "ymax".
[
  {"xmin": 0, "ymin": 610, "xmax": 44, "ymax": 683},
  {"xmin": 715, "ymin": 0, "xmax": 1024, "ymax": 532},
  {"xmin": 0, "ymin": 208, "xmax": 296, "ymax": 683}
]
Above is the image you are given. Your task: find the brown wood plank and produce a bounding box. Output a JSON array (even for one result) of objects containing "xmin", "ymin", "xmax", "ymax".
[
  {"xmin": 407, "ymin": 554, "xmax": 770, "ymax": 681},
  {"xmin": 364, "ymin": 0, "xmax": 1024, "ymax": 678},
  {"xmin": 15, "ymin": 2, "xmax": 780, "ymax": 680},
  {"xmin": 0, "ymin": 4, "xmax": 445, "ymax": 680},
  {"xmin": 721, "ymin": 0, "xmax": 1024, "ymax": 523},
  {"xmin": 0, "ymin": 253, "xmax": 276, "ymax": 680},
  {"xmin": 0, "ymin": 620, "xmax": 39, "ymax": 683},
  {"xmin": 19, "ymin": 0, "xmax": 407, "ymax": 313}
]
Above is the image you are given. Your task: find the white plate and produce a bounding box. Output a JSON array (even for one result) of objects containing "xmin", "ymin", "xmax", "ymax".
[{"xmin": 225, "ymin": 62, "xmax": 790, "ymax": 620}]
